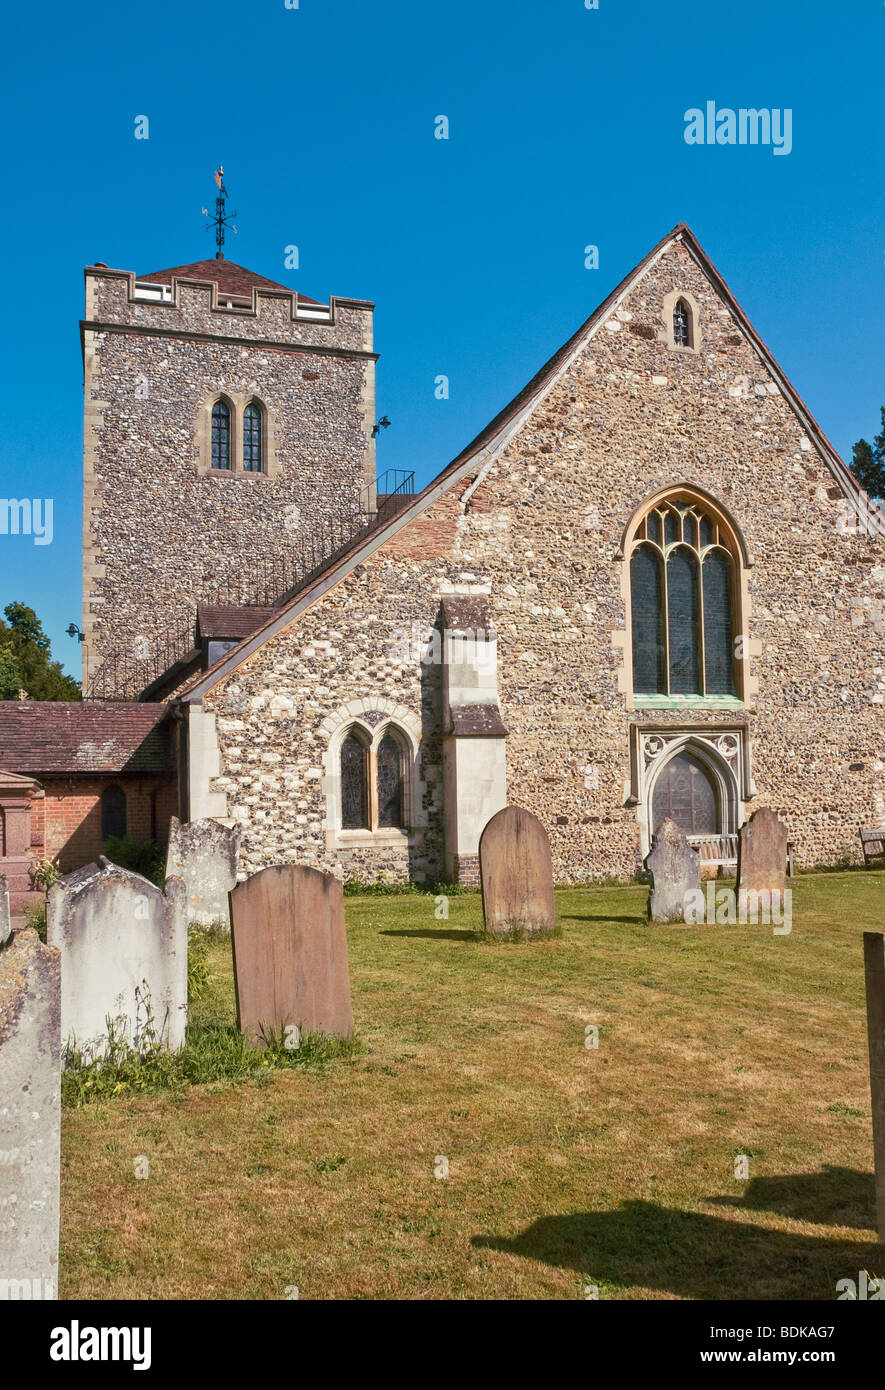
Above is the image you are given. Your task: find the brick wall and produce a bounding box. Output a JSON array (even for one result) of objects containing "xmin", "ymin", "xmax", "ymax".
[{"xmin": 41, "ymin": 776, "xmax": 178, "ymax": 872}]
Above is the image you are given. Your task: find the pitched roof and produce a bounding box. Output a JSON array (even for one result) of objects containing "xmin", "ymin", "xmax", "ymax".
[
  {"xmin": 137, "ymin": 258, "xmax": 322, "ymax": 305},
  {"xmin": 196, "ymin": 604, "xmax": 277, "ymax": 641},
  {"xmin": 0, "ymin": 702, "xmax": 173, "ymax": 775},
  {"xmin": 180, "ymin": 222, "xmax": 884, "ymax": 703}
]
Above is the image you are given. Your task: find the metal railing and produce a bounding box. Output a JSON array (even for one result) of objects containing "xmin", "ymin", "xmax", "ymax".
[{"xmin": 85, "ymin": 470, "xmax": 415, "ymax": 702}]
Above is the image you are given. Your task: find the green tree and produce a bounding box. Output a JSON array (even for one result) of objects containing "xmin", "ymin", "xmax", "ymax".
[
  {"xmin": 0, "ymin": 602, "xmax": 81, "ymax": 701},
  {"xmin": 0, "ymin": 644, "xmax": 24, "ymax": 699},
  {"xmin": 850, "ymin": 406, "xmax": 885, "ymax": 502}
]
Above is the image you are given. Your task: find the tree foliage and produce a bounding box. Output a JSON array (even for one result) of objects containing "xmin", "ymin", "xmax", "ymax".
[
  {"xmin": 850, "ymin": 407, "xmax": 885, "ymax": 502},
  {"xmin": 0, "ymin": 602, "xmax": 81, "ymax": 701}
]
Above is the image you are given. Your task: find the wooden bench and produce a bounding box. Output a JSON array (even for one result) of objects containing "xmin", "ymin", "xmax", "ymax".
[
  {"xmin": 686, "ymin": 833, "xmax": 797, "ymax": 877},
  {"xmin": 861, "ymin": 828, "xmax": 885, "ymax": 867}
]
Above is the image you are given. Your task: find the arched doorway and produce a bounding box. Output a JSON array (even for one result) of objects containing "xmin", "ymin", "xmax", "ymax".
[{"xmin": 651, "ymin": 748, "xmax": 720, "ymax": 837}]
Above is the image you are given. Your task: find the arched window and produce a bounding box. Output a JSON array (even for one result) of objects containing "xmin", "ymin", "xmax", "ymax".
[
  {"xmin": 336, "ymin": 721, "xmax": 412, "ymax": 833},
  {"xmin": 211, "ymin": 399, "xmax": 231, "ymax": 470},
  {"xmin": 652, "ymin": 750, "xmax": 719, "ymax": 836},
  {"xmin": 376, "ymin": 731, "xmax": 404, "ymax": 829},
  {"xmin": 673, "ymin": 298, "xmax": 692, "ymax": 347},
  {"xmin": 243, "ymin": 402, "xmax": 263, "ymax": 473},
  {"xmin": 629, "ymin": 496, "xmax": 738, "ymax": 698},
  {"xmin": 341, "ymin": 730, "xmax": 369, "ymax": 830},
  {"xmin": 101, "ymin": 784, "xmax": 127, "ymax": 840}
]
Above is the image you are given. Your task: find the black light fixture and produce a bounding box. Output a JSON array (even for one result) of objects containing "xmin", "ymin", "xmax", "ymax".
[
  {"xmin": 66, "ymin": 623, "xmax": 85, "ymax": 643},
  {"xmin": 372, "ymin": 415, "xmax": 391, "ymax": 438}
]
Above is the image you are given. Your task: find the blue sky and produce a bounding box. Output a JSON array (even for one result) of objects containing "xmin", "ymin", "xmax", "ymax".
[{"xmin": 1, "ymin": 0, "xmax": 882, "ymax": 679}]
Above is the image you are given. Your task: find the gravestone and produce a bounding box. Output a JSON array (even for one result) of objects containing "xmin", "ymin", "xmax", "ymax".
[
  {"xmin": 230, "ymin": 864, "xmax": 353, "ymax": 1045},
  {"xmin": 736, "ymin": 807, "xmax": 788, "ymax": 907},
  {"xmin": 863, "ymin": 931, "xmax": 885, "ymax": 1243},
  {"xmin": 165, "ymin": 815, "xmax": 240, "ymax": 930},
  {"xmin": 479, "ymin": 805, "xmax": 557, "ymax": 935},
  {"xmin": 0, "ymin": 927, "xmax": 61, "ymax": 1299},
  {"xmin": 0, "ymin": 874, "xmax": 9, "ymax": 946},
  {"xmin": 47, "ymin": 857, "xmax": 187, "ymax": 1058},
  {"xmin": 645, "ymin": 818, "xmax": 700, "ymax": 923}
]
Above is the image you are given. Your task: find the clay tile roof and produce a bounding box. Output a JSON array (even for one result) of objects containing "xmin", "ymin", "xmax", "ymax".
[
  {"xmin": 196, "ymin": 604, "xmax": 278, "ymax": 641},
  {"xmin": 0, "ymin": 702, "xmax": 173, "ymax": 775},
  {"xmin": 136, "ymin": 258, "xmax": 322, "ymax": 305}
]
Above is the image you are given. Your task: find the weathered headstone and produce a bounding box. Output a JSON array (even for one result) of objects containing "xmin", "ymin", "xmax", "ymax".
[
  {"xmin": 645, "ymin": 818, "xmax": 700, "ymax": 923},
  {"xmin": 736, "ymin": 807, "xmax": 788, "ymax": 907},
  {"xmin": 479, "ymin": 805, "xmax": 557, "ymax": 935},
  {"xmin": 0, "ymin": 927, "xmax": 61, "ymax": 1299},
  {"xmin": 0, "ymin": 874, "xmax": 10, "ymax": 946},
  {"xmin": 863, "ymin": 931, "xmax": 885, "ymax": 1244},
  {"xmin": 47, "ymin": 857, "xmax": 187, "ymax": 1058},
  {"xmin": 230, "ymin": 863, "xmax": 353, "ymax": 1045},
  {"xmin": 165, "ymin": 815, "xmax": 240, "ymax": 930}
]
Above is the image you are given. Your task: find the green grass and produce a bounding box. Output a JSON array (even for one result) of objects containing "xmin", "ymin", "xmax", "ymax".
[{"xmin": 59, "ymin": 871, "xmax": 885, "ymax": 1301}]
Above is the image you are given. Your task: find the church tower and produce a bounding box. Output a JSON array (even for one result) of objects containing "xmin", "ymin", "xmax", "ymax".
[{"xmin": 80, "ymin": 231, "xmax": 377, "ymax": 697}]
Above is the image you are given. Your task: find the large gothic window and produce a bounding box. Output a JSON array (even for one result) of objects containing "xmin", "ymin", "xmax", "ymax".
[
  {"xmin": 338, "ymin": 722, "xmax": 409, "ymax": 833},
  {"xmin": 243, "ymin": 402, "xmax": 263, "ymax": 473},
  {"xmin": 630, "ymin": 495, "xmax": 738, "ymax": 698},
  {"xmin": 211, "ymin": 399, "xmax": 231, "ymax": 470}
]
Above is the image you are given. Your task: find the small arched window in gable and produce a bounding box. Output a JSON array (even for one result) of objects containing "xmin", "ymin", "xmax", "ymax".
[
  {"xmin": 101, "ymin": 783, "xmax": 127, "ymax": 841},
  {"xmin": 341, "ymin": 729, "xmax": 370, "ymax": 830},
  {"xmin": 211, "ymin": 399, "xmax": 231, "ymax": 470},
  {"xmin": 243, "ymin": 401, "xmax": 263, "ymax": 473},
  {"xmin": 376, "ymin": 731, "xmax": 404, "ymax": 829},
  {"xmin": 673, "ymin": 298, "xmax": 692, "ymax": 348},
  {"xmin": 629, "ymin": 496, "xmax": 738, "ymax": 699}
]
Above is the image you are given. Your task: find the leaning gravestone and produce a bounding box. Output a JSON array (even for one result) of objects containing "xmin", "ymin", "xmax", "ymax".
[
  {"xmin": 736, "ymin": 807, "xmax": 788, "ymax": 909},
  {"xmin": 0, "ymin": 873, "xmax": 10, "ymax": 946},
  {"xmin": 0, "ymin": 927, "xmax": 61, "ymax": 1299},
  {"xmin": 479, "ymin": 805, "xmax": 557, "ymax": 936},
  {"xmin": 229, "ymin": 864, "xmax": 353, "ymax": 1046},
  {"xmin": 645, "ymin": 818, "xmax": 700, "ymax": 923},
  {"xmin": 47, "ymin": 857, "xmax": 187, "ymax": 1058},
  {"xmin": 863, "ymin": 931, "xmax": 885, "ymax": 1244},
  {"xmin": 165, "ymin": 815, "xmax": 240, "ymax": 930}
]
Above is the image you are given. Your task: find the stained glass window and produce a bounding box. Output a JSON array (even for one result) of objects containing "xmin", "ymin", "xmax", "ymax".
[
  {"xmin": 673, "ymin": 299, "xmax": 691, "ymax": 347},
  {"xmin": 101, "ymin": 784, "xmax": 127, "ymax": 840},
  {"xmin": 211, "ymin": 399, "xmax": 231, "ymax": 470},
  {"xmin": 630, "ymin": 497, "xmax": 737, "ymax": 697},
  {"xmin": 377, "ymin": 733, "xmax": 403, "ymax": 828},
  {"xmin": 243, "ymin": 403, "xmax": 262, "ymax": 473},
  {"xmin": 341, "ymin": 732, "xmax": 368, "ymax": 829},
  {"xmin": 652, "ymin": 751, "xmax": 718, "ymax": 835},
  {"xmin": 631, "ymin": 545, "xmax": 666, "ymax": 694}
]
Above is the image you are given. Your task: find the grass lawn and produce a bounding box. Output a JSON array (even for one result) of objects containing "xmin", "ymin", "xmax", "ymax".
[{"xmin": 59, "ymin": 871, "xmax": 885, "ymax": 1301}]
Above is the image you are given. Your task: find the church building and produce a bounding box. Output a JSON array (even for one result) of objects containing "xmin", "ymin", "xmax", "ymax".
[{"xmin": 2, "ymin": 222, "xmax": 883, "ymax": 897}]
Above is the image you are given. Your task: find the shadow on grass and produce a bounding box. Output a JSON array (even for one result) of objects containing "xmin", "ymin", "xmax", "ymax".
[
  {"xmin": 707, "ymin": 1166, "xmax": 877, "ymax": 1229},
  {"xmin": 379, "ymin": 928, "xmax": 482, "ymax": 942},
  {"xmin": 472, "ymin": 1197, "xmax": 882, "ymax": 1299},
  {"xmin": 565, "ymin": 914, "xmax": 647, "ymax": 925}
]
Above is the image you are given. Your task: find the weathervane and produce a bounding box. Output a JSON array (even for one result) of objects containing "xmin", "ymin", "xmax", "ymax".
[{"xmin": 201, "ymin": 166, "xmax": 238, "ymax": 260}]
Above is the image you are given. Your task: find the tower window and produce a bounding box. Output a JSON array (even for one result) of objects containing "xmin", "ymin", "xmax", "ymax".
[
  {"xmin": 243, "ymin": 402, "xmax": 263, "ymax": 473},
  {"xmin": 211, "ymin": 400, "xmax": 231, "ymax": 470},
  {"xmin": 673, "ymin": 298, "xmax": 692, "ymax": 348}
]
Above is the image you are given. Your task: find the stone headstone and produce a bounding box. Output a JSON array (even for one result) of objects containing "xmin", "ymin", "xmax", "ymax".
[
  {"xmin": 863, "ymin": 931, "xmax": 885, "ymax": 1244},
  {"xmin": 0, "ymin": 927, "xmax": 61, "ymax": 1299},
  {"xmin": 165, "ymin": 815, "xmax": 240, "ymax": 931},
  {"xmin": 736, "ymin": 807, "xmax": 788, "ymax": 906},
  {"xmin": 230, "ymin": 863, "xmax": 353, "ymax": 1046},
  {"xmin": 47, "ymin": 857, "xmax": 187, "ymax": 1059},
  {"xmin": 0, "ymin": 874, "xmax": 10, "ymax": 946},
  {"xmin": 645, "ymin": 818, "xmax": 700, "ymax": 923},
  {"xmin": 479, "ymin": 805, "xmax": 557, "ymax": 935}
]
